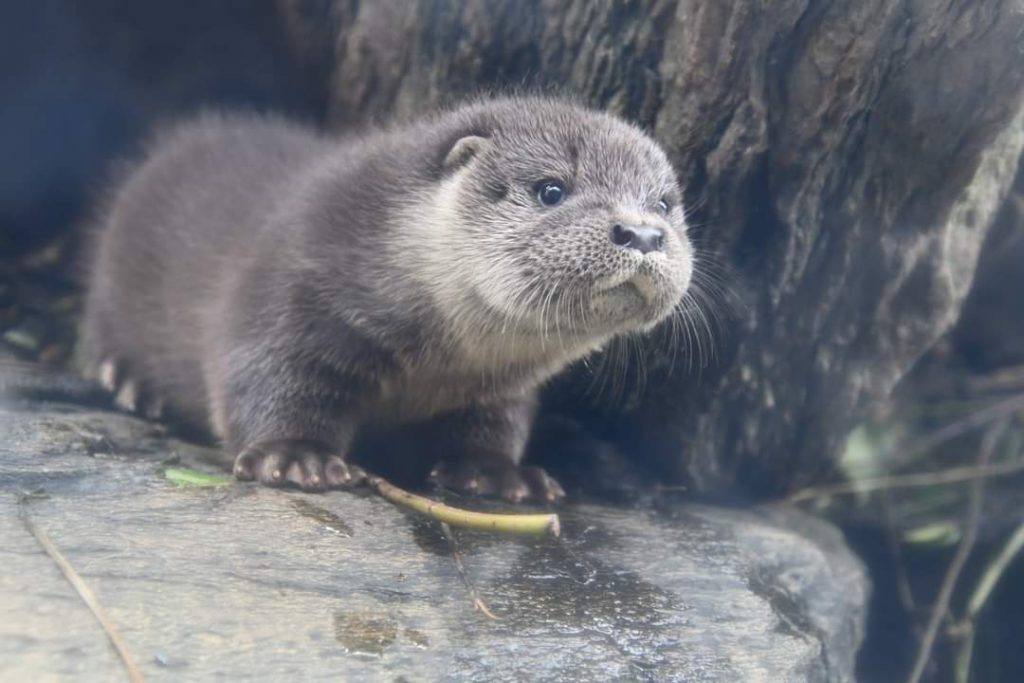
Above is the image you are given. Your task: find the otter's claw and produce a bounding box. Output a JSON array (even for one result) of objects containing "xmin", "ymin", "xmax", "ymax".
[
  {"xmin": 88, "ymin": 356, "xmax": 166, "ymax": 419},
  {"xmin": 234, "ymin": 440, "xmax": 365, "ymax": 492}
]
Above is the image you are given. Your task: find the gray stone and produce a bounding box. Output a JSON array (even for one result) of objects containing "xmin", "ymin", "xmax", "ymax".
[{"xmin": 0, "ymin": 396, "xmax": 867, "ymax": 681}]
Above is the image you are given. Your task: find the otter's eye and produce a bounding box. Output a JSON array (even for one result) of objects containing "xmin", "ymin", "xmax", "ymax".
[
  {"xmin": 535, "ymin": 180, "xmax": 567, "ymax": 207},
  {"xmin": 657, "ymin": 198, "xmax": 670, "ymax": 215}
]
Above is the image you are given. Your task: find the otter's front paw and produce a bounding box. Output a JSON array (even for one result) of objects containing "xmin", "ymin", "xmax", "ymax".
[
  {"xmin": 430, "ymin": 460, "xmax": 565, "ymax": 503},
  {"xmin": 233, "ymin": 439, "xmax": 365, "ymax": 492}
]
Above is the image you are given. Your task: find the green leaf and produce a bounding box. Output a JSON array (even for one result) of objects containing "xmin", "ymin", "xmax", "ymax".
[
  {"xmin": 902, "ymin": 521, "xmax": 961, "ymax": 546},
  {"xmin": 164, "ymin": 466, "xmax": 231, "ymax": 487}
]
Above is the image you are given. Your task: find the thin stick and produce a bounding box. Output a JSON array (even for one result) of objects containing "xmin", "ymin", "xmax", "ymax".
[
  {"xmin": 786, "ymin": 457, "xmax": 1024, "ymax": 503},
  {"xmin": 790, "ymin": 393, "xmax": 1024, "ymax": 504},
  {"xmin": 881, "ymin": 490, "xmax": 917, "ymax": 613},
  {"xmin": 368, "ymin": 477, "xmax": 560, "ymax": 537},
  {"xmin": 17, "ymin": 493, "xmax": 145, "ymax": 683},
  {"xmin": 906, "ymin": 419, "xmax": 1007, "ymax": 683},
  {"xmin": 965, "ymin": 364, "xmax": 1024, "ymax": 395},
  {"xmin": 896, "ymin": 393, "xmax": 1024, "ymax": 461},
  {"xmin": 439, "ymin": 522, "xmax": 499, "ymax": 620}
]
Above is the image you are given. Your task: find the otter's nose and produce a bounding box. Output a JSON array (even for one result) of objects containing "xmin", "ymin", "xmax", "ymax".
[{"xmin": 610, "ymin": 224, "xmax": 665, "ymax": 254}]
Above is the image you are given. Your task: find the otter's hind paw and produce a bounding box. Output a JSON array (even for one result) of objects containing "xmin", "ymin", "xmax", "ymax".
[
  {"xmin": 430, "ymin": 460, "xmax": 565, "ymax": 503},
  {"xmin": 234, "ymin": 439, "xmax": 365, "ymax": 492}
]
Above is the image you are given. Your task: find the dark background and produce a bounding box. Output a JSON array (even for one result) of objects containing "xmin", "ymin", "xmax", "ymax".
[{"xmin": 0, "ymin": 0, "xmax": 326, "ymax": 256}]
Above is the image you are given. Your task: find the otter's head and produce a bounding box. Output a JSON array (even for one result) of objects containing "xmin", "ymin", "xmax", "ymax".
[{"xmin": 420, "ymin": 98, "xmax": 693, "ymax": 356}]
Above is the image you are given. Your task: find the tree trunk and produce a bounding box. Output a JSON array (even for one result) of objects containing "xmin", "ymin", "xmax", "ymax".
[{"xmin": 283, "ymin": 0, "xmax": 1024, "ymax": 496}]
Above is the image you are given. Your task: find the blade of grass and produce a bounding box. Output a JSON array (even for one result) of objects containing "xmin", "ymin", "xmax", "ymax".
[
  {"xmin": 953, "ymin": 520, "xmax": 1024, "ymax": 683},
  {"xmin": 163, "ymin": 466, "xmax": 231, "ymax": 487}
]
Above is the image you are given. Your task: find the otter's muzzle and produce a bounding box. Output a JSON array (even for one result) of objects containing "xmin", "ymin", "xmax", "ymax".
[{"xmin": 610, "ymin": 223, "xmax": 666, "ymax": 254}]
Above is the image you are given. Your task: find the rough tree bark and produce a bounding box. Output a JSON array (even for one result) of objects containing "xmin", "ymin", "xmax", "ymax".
[{"xmin": 282, "ymin": 0, "xmax": 1024, "ymax": 496}]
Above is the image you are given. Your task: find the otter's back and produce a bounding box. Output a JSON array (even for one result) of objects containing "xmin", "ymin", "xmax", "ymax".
[{"xmin": 82, "ymin": 114, "xmax": 325, "ymax": 428}]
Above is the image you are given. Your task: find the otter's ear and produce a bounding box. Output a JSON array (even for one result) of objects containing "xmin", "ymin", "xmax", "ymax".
[{"xmin": 443, "ymin": 135, "xmax": 489, "ymax": 174}]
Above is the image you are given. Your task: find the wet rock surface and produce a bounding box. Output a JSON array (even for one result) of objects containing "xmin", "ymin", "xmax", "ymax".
[{"xmin": 1, "ymin": 394, "xmax": 867, "ymax": 681}]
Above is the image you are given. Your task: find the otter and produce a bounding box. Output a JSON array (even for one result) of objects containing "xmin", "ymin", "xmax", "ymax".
[{"xmin": 80, "ymin": 97, "xmax": 694, "ymax": 501}]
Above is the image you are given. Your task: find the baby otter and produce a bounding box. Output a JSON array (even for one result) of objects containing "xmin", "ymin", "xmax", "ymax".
[{"xmin": 81, "ymin": 97, "xmax": 693, "ymax": 501}]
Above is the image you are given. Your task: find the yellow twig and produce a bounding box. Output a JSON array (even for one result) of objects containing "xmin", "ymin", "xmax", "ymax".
[{"xmin": 369, "ymin": 477, "xmax": 560, "ymax": 537}]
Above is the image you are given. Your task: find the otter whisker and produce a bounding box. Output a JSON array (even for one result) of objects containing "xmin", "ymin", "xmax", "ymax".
[{"xmin": 681, "ymin": 193, "xmax": 709, "ymax": 223}]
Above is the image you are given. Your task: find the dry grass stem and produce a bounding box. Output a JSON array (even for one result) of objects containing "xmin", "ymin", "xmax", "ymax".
[
  {"xmin": 787, "ymin": 458, "xmax": 1024, "ymax": 503},
  {"xmin": 17, "ymin": 492, "xmax": 145, "ymax": 683}
]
